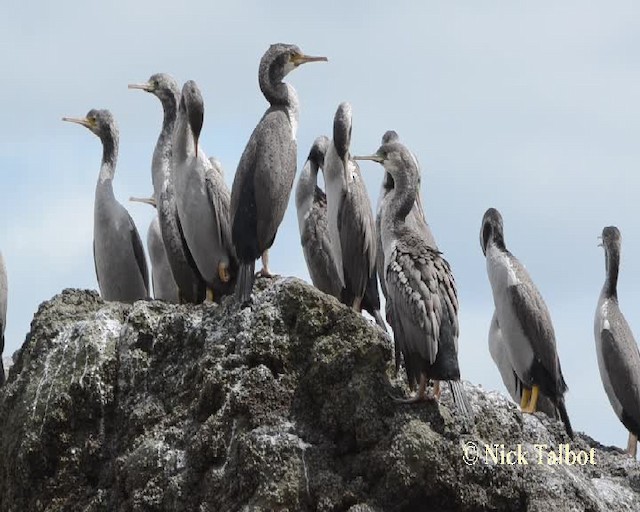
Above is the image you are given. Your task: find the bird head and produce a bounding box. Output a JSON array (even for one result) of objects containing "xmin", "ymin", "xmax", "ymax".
[
  {"xmin": 479, "ymin": 208, "xmax": 505, "ymax": 256},
  {"xmin": 260, "ymin": 43, "xmax": 327, "ymax": 83},
  {"xmin": 180, "ymin": 80, "xmax": 204, "ymax": 157},
  {"xmin": 129, "ymin": 73, "xmax": 180, "ymax": 104},
  {"xmin": 307, "ymin": 135, "xmax": 330, "ymax": 171},
  {"xmin": 63, "ymin": 109, "xmax": 116, "ymax": 141}
]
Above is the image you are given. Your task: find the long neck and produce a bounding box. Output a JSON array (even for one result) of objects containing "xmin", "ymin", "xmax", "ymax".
[
  {"xmin": 603, "ymin": 245, "xmax": 620, "ymax": 298},
  {"xmin": 98, "ymin": 131, "xmax": 118, "ymax": 185},
  {"xmin": 152, "ymin": 94, "xmax": 178, "ymax": 197},
  {"xmin": 295, "ymin": 161, "xmax": 317, "ymax": 229},
  {"xmin": 386, "ymin": 171, "xmax": 416, "ymax": 228},
  {"xmin": 172, "ymin": 108, "xmax": 195, "ymax": 165}
]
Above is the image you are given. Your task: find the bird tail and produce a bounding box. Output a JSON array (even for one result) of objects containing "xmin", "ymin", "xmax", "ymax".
[
  {"xmin": 236, "ymin": 261, "xmax": 255, "ymax": 305},
  {"xmin": 448, "ymin": 380, "xmax": 473, "ymax": 425},
  {"xmin": 555, "ymin": 396, "xmax": 574, "ymax": 439},
  {"xmin": 373, "ymin": 310, "xmax": 388, "ymax": 332}
]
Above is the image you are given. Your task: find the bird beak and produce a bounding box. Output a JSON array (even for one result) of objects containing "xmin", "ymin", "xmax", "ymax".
[
  {"xmin": 292, "ymin": 53, "xmax": 328, "ymax": 66},
  {"xmin": 129, "ymin": 196, "xmax": 157, "ymax": 208},
  {"xmin": 62, "ymin": 116, "xmax": 92, "ymax": 128},
  {"xmin": 353, "ymin": 154, "xmax": 384, "ymax": 164},
  {"xmin": 128, "ymin": 82, "xmax": 152, "ymax": 92}
]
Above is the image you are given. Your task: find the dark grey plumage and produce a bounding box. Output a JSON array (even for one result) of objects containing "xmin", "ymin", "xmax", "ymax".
[
  {"xmin": 355, "ymin": 142, "xmax": 470, "ymax": 420},
  {"xmin": 64, "ymin": 110, "xmax": 149, "ymax": 302},
  {"xmin": 295, "ymin": 136, "xmax": 343, "ymax": 298},
  {"xmin": 323, "ymin": 103, "xmax": 383, "ymax": 329},
  {"xmin": 173, "ymin": 80, "xmax": 237, "ymax": 302},
  {"xmin": 595, "ymin": 226, "xmax": 640, "ymax": 456},
  {"xmin": 480, "ymin": 208, "xmax": 572, "ymax": 438},
  {"xmin": 0, "ymin": 251, "xmax": 6, "ymax": 387},
  {"xmin": 231, "ymin": 44, "xmax": 327, "ymax": 304},
  {"xmin": 129, "ymin": 73, "xmax": 205, "ymax": 303}
]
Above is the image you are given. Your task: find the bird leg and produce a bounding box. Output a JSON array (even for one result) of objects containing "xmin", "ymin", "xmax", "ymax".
[
  {"xmin": 433, "ymin": 380, "xmax": 442, "ymax": 401},
  {"xmin": 627, "ymin": 433, "xmax": 638, "ymax": 457},
  {"xmin": 218, "ymin": 262, "xmax": 231, "ymax": 283},
  {"xmin": 260, "ymin": 250, "xmax": 274, "ymax": 277},
  {"xmin": 521, "ymin": 385, "xmax": 539, "ymax": 414},
  {"xmin": 392, "ymin": 374, "xmax": 434, "ymax": 404},
  {"xmin": 520, "ymin": 387, "xmax": 532, "ymax": 410},
  {"xmin": 205, "ymin": 288, "xmax": 215, "ymax": 303},
  {"xmin": 352, "ymin": 297, "xmax": 362, "ymax": 312}
]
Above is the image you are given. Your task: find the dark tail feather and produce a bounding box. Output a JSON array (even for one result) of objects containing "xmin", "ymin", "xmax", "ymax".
[
  {"xmin": 236, "ymin": 261, "xmax": 255, "ymax": 305},
  {"xmin": 449, "ymin": 380, "xmax": 473, "ymax": 424},
  {"xmin": 555, "ymin": 397, "xmax": 574, "ymax": 439},
  {"xmin": 373, "ymin": 309, "xmax": 388, "ymax": 332}
]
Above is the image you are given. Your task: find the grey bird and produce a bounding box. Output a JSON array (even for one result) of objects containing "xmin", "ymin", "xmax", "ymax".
[
  {"xmin": 376, "ymin": 130, "xmax": 436, "ymax": 326},
  {"xmin": 480, "ymin": 207, "xmax": 572, "ymax": 438},
  {"xmin": 129, "ymin": 197, "xmax": 179, "ymax": 302},
  {"xmin": 129, "ymin": 73, "xmax": 205, "ymax": 303},
  {"xmin": 63, "ymin": 110, "xmax": 149, "ymax": 302},
  {"xmin": 172, "ymin": 80, "xmax": 237, "ymax": 302},
  {"xmin": 323, "ymin": 102, "xmax": 384, "ymax": 329},
  {"xmin": 231, "ymin": 43, "xmax": 327, "ymax": 304},
  {"xmin": 489, "ymin": 311, "xmax": 558, "ymax": 419},
  {"xmin": 295, "ymin": 136, "xmax": 343, "ymax": 299},
  {"xmin": 594, "ymin": 226, "xmax": 640, "ymax": 456},
  {"xmin": 0, "ymin": 251, "xmax": 6, "ymax": 386},
  {"xmin": 354, "ymin": 142, "xmax": 470, "ymax": 420}
]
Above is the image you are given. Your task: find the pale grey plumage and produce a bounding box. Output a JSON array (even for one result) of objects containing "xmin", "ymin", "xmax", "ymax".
[
  {"xmin": 0, "ymin": 251, "xmax": 6, "ymax": 386},
  {"xmin": 147, "ymin": 215, "xmax": 179, "ymax": 302},
  {"xmin": 129, "ymin": 73, "xmax": 205, "ymax": 303},
  {"xmin": 295, "ymin": 136, "xmax": 342, "ymax": 298},
  {"xmin": 594, "ymin": 226, "xmax": 640, "ymax": 450},
  {"xmin": 480, "ymin": 207, "xmax": 572, "ymax": 437},
  {"xmin": 172, "ymin": 80, "xmax": 236, "ymax": 301},
  {"xmin": 489, "ymin": 311, "xmax": 558, "ymax": 419},
  {"xmin": 323, "ymin": 102, "xmax": 377, "ymax": 312},
  {"xmin": 231, "ymin": 44, "xmax": 327, "ymax": 304},
  {"xmin": 356, "ymin": 142, "xmax": 470, "ymax": 419},
  {"xmin": 64, "ymin": 110, "xmax": 149, "ymax": 303}
]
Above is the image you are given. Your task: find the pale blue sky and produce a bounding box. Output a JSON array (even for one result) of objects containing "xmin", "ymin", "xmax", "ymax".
[{"xmin": 2, "ymin": 1, "xmax": 640, "ymax": 450}]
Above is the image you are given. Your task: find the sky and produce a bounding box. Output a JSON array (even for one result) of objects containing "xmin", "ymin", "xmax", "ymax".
[{"xmin": 2, "ymin": 1, "xmax": 640, "ymax": 450}]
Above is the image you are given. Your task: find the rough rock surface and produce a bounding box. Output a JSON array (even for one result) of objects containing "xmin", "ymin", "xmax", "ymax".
[{"xmin": 1, "ymin": 278, "xmax": 639, "ymax": 512}]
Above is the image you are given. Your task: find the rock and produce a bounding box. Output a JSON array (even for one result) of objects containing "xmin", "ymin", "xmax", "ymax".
[{"xmin": 0, "ymin": 279, "xmax": 639, "ymax": 511}]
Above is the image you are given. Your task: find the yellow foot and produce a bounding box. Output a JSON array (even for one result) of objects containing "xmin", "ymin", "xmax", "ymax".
[
  {"xmin": 206, "ymin": 288, "xmax": 215, "ymax": 303},
  {"xmin": 521, "ymin": 385, "xmax": 539, "ymax": 414},
  {"xmin": 520, "ymin": 387, "xmax": 531, "ymax": 410},
  {"xmin": 218, "ymin": 263, "xmax": 231, "ymax": 283}
]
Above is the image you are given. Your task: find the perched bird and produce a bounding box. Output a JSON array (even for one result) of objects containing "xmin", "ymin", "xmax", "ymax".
[
  {"xmin": 231, "ymin": 43, "xmax": 327, "ymax": 304},
  {"xmin": 172, "ymin": 80, "xmax": 236, "ymax": 302},
  {"xmin": 63, "ymin": 110, "xmax": 149, "ymax": 302},
  {"xmin": 323, "ymin": 102, "xmax": 384, "ymax": 328},
  {"xmin": 594, "ymin": 226, "xmax": 640, "ymax": 456},
  {"xmin": 375, "ymin": 130, "xmax": 435, "ymax": 325},
  {"xmin": 295, "ymin": 136, "xmax": 342, "ymax": 299},
  {"xmin": 129, "ymin": 197, "xmax": 179, "ymax": 302},
  {"xmin": 354, "ymin": 142, "xmax": 470, "ymax": 420},
  {"xmin": 0, "ymin": 251, "xmax": 6, "ymax": 386},
  {"xmin": 489, "ymin": 312, "xmax": 558, "ymax": 419},
  {"xmin": 129, "ymin": 73, "xmax": 205, "ymax": 304},
  {"xmin": 480, "ymin": 208, "xmax": 572, "ymax": 438}
]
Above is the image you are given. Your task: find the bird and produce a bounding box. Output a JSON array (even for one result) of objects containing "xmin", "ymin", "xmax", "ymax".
[
  {"xmin": 594, "ymin": 226, "xmax": 640, "ymax": 456},
  {"xmin": 129, "ymin": 197, "xmax": 179, "ymax": 302},
  {"xmin": 488, "ymin": 311, "xmax": 558, "ymax": 419},
  {"xmin": 63, "ymin": 110, "xmax": 149, "ymax": 303},
  {"xmin": 172, "ymin": 80, "xmax": 237, "ymax": 302},
  {"xmin": 295, "ymin": 136, "xmax": 343, "ymax": 299},
  {"xmin": 375, "ymin": 130, "xmax": 435, "ymax": 326},
  {"xmin": 323, "ymin": 102, "xmax": 384, "ymax": 329},
  {"xmin": 0, "ymin": 251, "xmax": 6, "ymax": 387},
  {"xmin": 354, "ymin": 141, "xmax": 470, "ymax": 420},
  {"xmin": 129, "ymin": 73, "xmax": 205, "ymax": 304},
  {"xmin": 480, "ymin": 207, "xmax": 572, "ymax": 438},
  {"xmin": 230, "ymin": 43, "xmax": 327, "ymax": 304}
]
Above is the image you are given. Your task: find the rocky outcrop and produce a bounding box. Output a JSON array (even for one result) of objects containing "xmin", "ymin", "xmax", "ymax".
[{"xmin": 0, "ymin": 278, "xmax": 639, "ymax": 512}]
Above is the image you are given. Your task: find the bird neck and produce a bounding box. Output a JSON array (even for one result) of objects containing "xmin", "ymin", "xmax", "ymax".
[
  {"xmin": 261, "ymin": 74, "xmax": 298, "ymax": 108},
  {"xmin": 172, "ymin": 110, "xmax": 195, "ymax": 164},
  {"xmin": 603, "ymin": 246, "xmax": 620, "ymax": 299},
  {"xmin": 385, "ymin": 172, "xmax": 417, "ymax": 227},
  {"xmin": 152, "ymin": 96, "xmax": 179, "ymax": 196},
  {"xmin": 99, "ymin": 133, "xmax": 118, "ymax": 183}
]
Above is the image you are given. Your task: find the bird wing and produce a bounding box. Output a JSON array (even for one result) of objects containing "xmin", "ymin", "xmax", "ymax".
[
  {"xmin": 600, "ymin": 311, "xmax": 640, "ymax": 432},
  {"xmin": 386, "ymin": 235, "xmax": 458, "ymax": 364},
  {"xmin": 93, "ymin": 240, "xmax": 102, "ymax": 292},
  {"xmin": 252, "ymin": 109, "xmax": 297, "ymax": 252},
  {"xmin": 128, "ymin": 212, "xmax": 150, "ymax": 295},
  {"xmin": 205, "ymin": 162, "xmax": 235, "ymax": 257}
]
